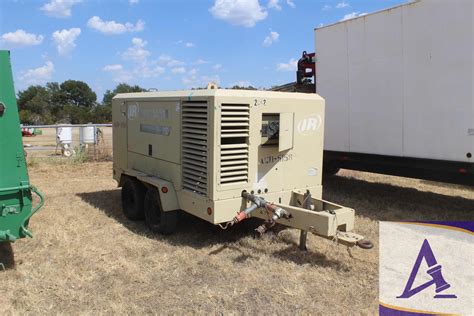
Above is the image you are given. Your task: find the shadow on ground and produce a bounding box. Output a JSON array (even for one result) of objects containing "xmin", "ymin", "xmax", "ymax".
[
  {"xmin": 77, "ymin": 189, "xmax": 346, "ymax": 268},
  {"xmin": 323, "ymin": 175, "xmax": 474, "ymax": 221},
  {"xmin": 78, "ymin": 175, "xmax": 473, "ymax": 267}
]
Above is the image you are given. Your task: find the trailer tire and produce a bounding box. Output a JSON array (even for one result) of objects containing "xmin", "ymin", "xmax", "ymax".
[
  {"xmin": 121, "ymin": 177, "xmax": 146, "ymax": 220},
  {"xmin": 0, "ymin": 242, "xmax": 14, "ymax": 270},
  {"xmin": 144, "ymin": 187, "xmax": 177, "ymax": 235},
  {"xmin": 323, "ymin": 162, "xmax": 340, "ymax": 176}
]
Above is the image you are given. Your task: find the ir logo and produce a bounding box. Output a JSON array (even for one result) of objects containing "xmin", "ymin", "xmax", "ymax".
[
  {"xmin": 398, "ymin": 239, "xmax": 457, "ymax": 299},
  {"xmin": 297, "ymin": 114, "xmax": 322, "ymax": 134},
  {"xmin": 127, "ymin": 103, "xmax": 139, "ymax": 120}
]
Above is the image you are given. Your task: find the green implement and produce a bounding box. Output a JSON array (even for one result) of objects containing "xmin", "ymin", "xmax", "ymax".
[{"xmin": 0, "ymin": 50, "xmax": 44, "ymax": 242}]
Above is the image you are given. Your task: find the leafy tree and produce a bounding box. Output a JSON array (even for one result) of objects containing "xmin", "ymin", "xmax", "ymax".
[
  {"xmin": 17, "ymin": 85, "xmax": 54, "ymax": 124},
  {"xmin": 92, "ymin": 105, "xmax": 112, "ymax": 123},
  {"xmin": 59, "ymin": 80, "xmax": 97, "ymax": 108},
  {"xmin": 17, "ymin": 81, "xmax": 146, "ymax": 124},
  {"xmin": 102, "ymin": 83, "xmax": 147, "ymax": 107},
  {"xmin": 63, "ymin": 104, "xmax": 93, "ymax": 124},
  {"xmin": 46, "ymin": 82, "xmax": 63, "ymax": 109},
  {"xmin": 229, "ymin": 85, "xmax": 258, "ymax": 90}
]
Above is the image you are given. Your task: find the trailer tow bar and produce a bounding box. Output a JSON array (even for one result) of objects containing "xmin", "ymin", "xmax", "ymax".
[{"xmin": 219, "ymin": 191, "xmax": 373, "ymax": 252}]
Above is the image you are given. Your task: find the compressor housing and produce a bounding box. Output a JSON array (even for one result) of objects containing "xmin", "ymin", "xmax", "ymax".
[{"xmin": 113, "ymin": 89, "xmax": 370, "ymax": 248}]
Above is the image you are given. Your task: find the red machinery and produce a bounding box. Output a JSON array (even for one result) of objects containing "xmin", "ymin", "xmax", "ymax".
[
  {"xmin": 272, "ymin": 51, "xmax": 316, "ymax": 93},
  {"xmin": 21, "ymin": 127, "xmax": 36, "ymax": 137},
  {"xmin": 296, "ymin": 51, "xmax": 316, "ymax": 85}
]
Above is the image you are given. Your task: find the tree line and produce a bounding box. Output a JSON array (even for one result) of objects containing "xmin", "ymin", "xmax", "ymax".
[
  {"xmin": 17, "ymin": 81, "xmax": 259, "ymax": 125},
  {"xmin": 17, "ymin": 81, "xmax": 146, "ymax": 125}
]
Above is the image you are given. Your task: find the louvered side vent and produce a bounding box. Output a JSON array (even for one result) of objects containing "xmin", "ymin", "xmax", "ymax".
[
  {"xmin": 182, "ymin": 101, "xmax": 208, "ymax": 196},
  {"xmin": 220, "ymin": 103, "xmax": 250, "ymax": 185}
]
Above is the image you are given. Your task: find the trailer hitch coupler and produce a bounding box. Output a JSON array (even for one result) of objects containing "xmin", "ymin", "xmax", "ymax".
[{"xmin": 356, "ymin": 239, "xmax": 374, "ymax": 249}]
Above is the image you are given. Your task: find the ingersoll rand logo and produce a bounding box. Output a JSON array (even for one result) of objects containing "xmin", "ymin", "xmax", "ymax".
[{"xmin": 297, "ymin": 114, "xmax": 322, "ymax": 135}]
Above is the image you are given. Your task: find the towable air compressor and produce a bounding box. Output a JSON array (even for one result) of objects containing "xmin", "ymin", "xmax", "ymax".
[
  {"xmin": 0, "ymin": 51, "xmax": 44, "ymax": 266},
  {"xmin": 112, "ymin": 89, "xmax": 372, "ymax": 251}
]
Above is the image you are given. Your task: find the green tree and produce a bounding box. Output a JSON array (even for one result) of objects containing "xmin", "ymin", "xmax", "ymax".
[
  {"xmin": 102, "ymin": 83, "xmax": 147, "ymax": 107},
  {"xmin": 229, "ymin": 85, "xmax": 258, "ymax": 90},
  {"xmin": 59, "ymin": 80, "xmax": 97, "ymax": 108},
  {"xmin": 17, "ymin": 85, "xmax": 54, "ymax": 124}
]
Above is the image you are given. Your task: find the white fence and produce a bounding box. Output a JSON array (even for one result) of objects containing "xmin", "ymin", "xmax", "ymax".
[{"xmin": 22, "ymin": 124, "xmax": 113, "ymax": 160}]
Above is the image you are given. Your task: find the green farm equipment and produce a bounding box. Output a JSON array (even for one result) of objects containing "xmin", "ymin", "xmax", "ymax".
[{"xmin": 0, "ymin": 51, "xmax": 43, "ymax": 265}]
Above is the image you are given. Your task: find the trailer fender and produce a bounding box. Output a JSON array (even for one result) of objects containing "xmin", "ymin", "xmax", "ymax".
[{"xmin": 136, "ymin": 175, "xmax": 179, "ymax": 212}]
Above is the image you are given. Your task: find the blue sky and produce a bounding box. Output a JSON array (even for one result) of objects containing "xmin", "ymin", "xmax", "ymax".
[{"xmin": 0, "ymin": 0, "xmax": 405, "ymax": 100}]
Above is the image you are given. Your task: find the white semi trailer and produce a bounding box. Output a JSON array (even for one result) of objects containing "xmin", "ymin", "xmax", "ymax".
[{"xmin": 315, "ymin": 0, "xmax": 473, "ymax": 185}]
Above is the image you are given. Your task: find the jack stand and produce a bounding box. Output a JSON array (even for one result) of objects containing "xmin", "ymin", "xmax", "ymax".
[
  {"xmin": 298, "ymin": 190, "xmax": 312, "ymax": 251},
  {"xmin": 299, "ymin": 231, "xmax": 307, "ymax": 251}
]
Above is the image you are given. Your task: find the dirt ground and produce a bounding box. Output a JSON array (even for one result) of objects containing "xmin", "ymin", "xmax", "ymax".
[{"xmin": 1, "ymin": 162, "xmax": 473, "ymax": 314}]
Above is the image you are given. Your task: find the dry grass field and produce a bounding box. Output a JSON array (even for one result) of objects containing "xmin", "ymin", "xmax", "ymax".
[{"xmin": 1, "ymin": 162, "xmax": 473, "ymax": 314}]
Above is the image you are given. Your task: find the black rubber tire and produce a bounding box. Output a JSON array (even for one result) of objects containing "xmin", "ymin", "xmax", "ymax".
[
  {"xmin": 121, "ymin": 177, "xmax": 145, "ymax": 220},
  {"xmin": 323, "ymin": 162, "xmax": 340, "ymax": 176},
  {"xmin": 144, "ymin": 187, "xmax": 178, "ymax": 235},
  {"xmin": 0, "ymin": 242, "xmax": 15, "ymax": 269}
]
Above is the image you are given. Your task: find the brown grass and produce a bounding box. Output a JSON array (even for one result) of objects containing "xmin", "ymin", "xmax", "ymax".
[{"xmin": 1, "ymin": 163, "xmax": 472, "ymax": 314}]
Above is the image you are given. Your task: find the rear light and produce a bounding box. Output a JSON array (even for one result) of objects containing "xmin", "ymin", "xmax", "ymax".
[
  {"xmin": 161, "ymin": 186, "xmax": 168, "ymax": 193},
  {"xmin": 458, "ymin": 168, "xmax": 467, "ymax": 174}
]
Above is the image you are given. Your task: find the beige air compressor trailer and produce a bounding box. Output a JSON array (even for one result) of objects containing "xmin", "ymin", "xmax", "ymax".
[
  {"xmin": 316, "ymin": 0, "xmax": 473, "ymax": 185},
  {"xmin": 112, "ymin": 89, "xmax": 372, "ymax": 250}
]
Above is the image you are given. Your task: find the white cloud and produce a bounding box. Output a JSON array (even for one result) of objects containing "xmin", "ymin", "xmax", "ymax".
[
  {"xmin": 41, "ymin": 0, "xmax": 81, "ymax": 18},
  {"xmin": 185, "ymin": 42, "xmax": 195, "ymax": 48},
  {"xmin": 213, "ymin": 64, "xmax": 223, "ymax": 71},
  {"xmin": 102, "ymin": 63, "xmax": 132, "ymax": 83},
  {"xmin": 341, "ymin": 11, "xmax": 366, "ymax": 21},
  {"xmin": 0, "ymin": 29, "xmax": 43, "ymax": 47},
  {"xmin": 122, "ymin": 37, "xmax": 150, "ymax": 63},
  {"xmin": 335, "ymin": 1, "xmax": 349, "ymax": 9},
  {"xmin": 267, "ymin": 0, "xmax": 281, "ymax": 10},
  {"xmin": 209, "ymin": 0, "xmax": 268, "ymax": 28},
  {"xmin": 194, "ymin": 59, "xmax": 209, "ymax": 65},
  {"xmin": 102, "ymin": 64, "xmax": 123, "ymax": 72},
  {"xmin": 286, "ymin": 0, "xmax": 295, "ymax": 8},
  {"xmin": 52, "ymin": 28, "xmax": 81, "ymax": 56},
  {"xmin": 158, "ymin": 54, "xmax": 185, "ymax": 67},
  {"xmin": 140, "ymin": 65, "xmax": 165, "ymax": 78},
  {"xmin": 19, "ymin": 61, "xmax": 54, "ymax": 84},
  {"xmin": 262, "ymin": 31, "xmax": 279, "ymax": 47},
  {"xmin": 322, "ymin": 4, "xmax": 331, "ymax": 10},
  {"xmin": 87, "ymin": 16, "xmax": 145, "ymax": 35},
  {"xmin": 182, "ymin": 68, "xmax": 198, "ymax": 85},
  {"xmin": 182, "ymin": 68, "xmax": 220, "ymax": 88},
  {"xmin": 129, "ymin": 0, "xmax": 139, "ymax": 4},
  {"xmin": 276, "ymin": 58, "xmax": 297, "ymax": 71},
  {"xmin": 171, "ymin": 67, "xmax": 186, "ymax": 74}
]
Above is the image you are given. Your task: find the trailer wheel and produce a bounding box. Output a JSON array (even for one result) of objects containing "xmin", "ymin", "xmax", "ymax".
[
  {"xmin": 0, "ymin": 242, "xmax": 14, "ymax": 270},
  {"xmin": 144, "ymin": 187, "xmax": 177, "ymax": 235},
  {"xmin": 121, "ymin": 177, "xmax": 145, "ymax": 220},
  {"xmin": 323, "ymin": 162, "xmax": 340, "ymax": 176}
]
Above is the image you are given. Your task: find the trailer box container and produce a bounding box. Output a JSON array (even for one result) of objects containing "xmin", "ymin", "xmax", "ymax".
[{"xmin": 315, "ymin": 0, "xmax": 473, "ymax": 184}]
